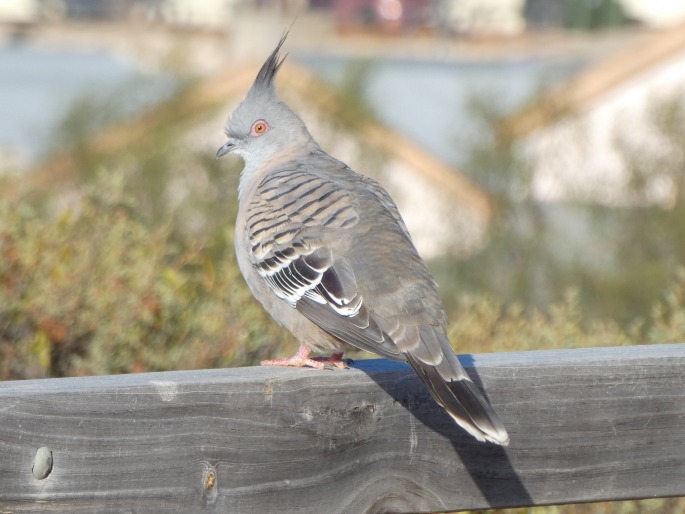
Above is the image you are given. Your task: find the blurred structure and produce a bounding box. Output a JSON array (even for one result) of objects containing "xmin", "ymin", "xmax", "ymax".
[
  {"xmin": 514, "ymin": 23, "xmax": 685, "ymax": 207},
  {"xmin": 1, "ymin": 0, "xmax": 685, "ymax": 35},
  {"xmin": 0, "ymin": 0, "xmax": 39, "ymax": 24},
  {"xmin": 157, "ymin": 0, "xmax": 241, "ymax": 30},
  {"xmin": 0, "ymin": 0, "xmax": 243, "ymax": 28},
  {"xmin": 621, "ymin": 0, "xmax": 685, "ymax": 28},
  {"xmin": 333, "ymin": 0, "xmax": 433, "ymax": 34},
  {"xmin": 442, "ymin": 0, "xmax": 525, "ymax": 36}
]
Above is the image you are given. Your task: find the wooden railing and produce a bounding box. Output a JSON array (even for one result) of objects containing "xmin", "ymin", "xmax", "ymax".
[{"xmin": 1, "ymin": 343, "xmax": 684, "ymax": 513}]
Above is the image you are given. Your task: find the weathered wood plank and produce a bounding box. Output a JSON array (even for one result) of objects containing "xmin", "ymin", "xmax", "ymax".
[{"xmin": 0, "ymin": 343, "xmax": 684, "ymax": 513}]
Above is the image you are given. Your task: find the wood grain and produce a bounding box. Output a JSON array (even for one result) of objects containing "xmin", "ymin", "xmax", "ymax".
[{"xmin": 1, "ymin": 343, "xmax": 684, "ymax": 513}]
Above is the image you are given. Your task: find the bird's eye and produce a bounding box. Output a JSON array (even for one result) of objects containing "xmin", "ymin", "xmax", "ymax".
[{"xmin": 250, "ymin": 120, "xmax": 269, "ymax": 137}]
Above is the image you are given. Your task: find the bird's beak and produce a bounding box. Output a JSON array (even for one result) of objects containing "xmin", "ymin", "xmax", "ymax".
[{"xmin": 216, "ymin": 139, "xmax": 237, "ymax": 159}]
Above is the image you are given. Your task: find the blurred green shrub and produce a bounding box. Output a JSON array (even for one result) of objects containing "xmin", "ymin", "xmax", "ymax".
[
  {"xmin": 448, "ymin": 272, "xmax": 685, "ymax": 357},
  {"xmin": 0, "ymin": 173, "xmax": 294, "ymax": 380},
  {"xmin": 2, "ymin": 170, "xmax": 684, "ymax": 381},
  {"xmin": 448, "ymin": 290, "xmax": 631, "ymax": 355}
]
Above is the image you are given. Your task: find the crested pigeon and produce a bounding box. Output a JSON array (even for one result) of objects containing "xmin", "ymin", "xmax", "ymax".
[{"xmin": 217, "ymin": 35, "xmax": 509, "ymax": 446}]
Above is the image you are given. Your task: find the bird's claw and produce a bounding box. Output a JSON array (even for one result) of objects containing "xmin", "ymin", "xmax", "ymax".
[
  {"xmin": 261, "ymin": 357, "xmax": 326, "ymax": 370},
  {"xmin": 312, "ymin": 352, "xmax": 352, "ymax": 370},
  {"xmin": 261, "ymin": 347, "xmax": 351, "ymax": 370}
]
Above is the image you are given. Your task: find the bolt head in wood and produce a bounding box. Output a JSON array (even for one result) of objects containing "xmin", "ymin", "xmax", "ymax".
[{"xmin": 32, "ymin": 447, "xmax": 53, "ymax": 480}]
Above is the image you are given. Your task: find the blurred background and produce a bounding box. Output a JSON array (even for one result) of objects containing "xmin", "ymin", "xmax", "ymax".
[{"xmin": 1, "ymin": 1, "xmax": 685, "ymax": 512}]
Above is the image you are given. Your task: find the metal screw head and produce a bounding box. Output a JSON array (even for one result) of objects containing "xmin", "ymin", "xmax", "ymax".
[{"xmin": 32, "ymin": 447, "xmax": 53, "ymax": 480}]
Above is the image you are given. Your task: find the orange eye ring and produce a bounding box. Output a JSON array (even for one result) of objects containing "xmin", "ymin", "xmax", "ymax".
[{"xmin": 250, "ymin": 119, "xmax": 269, "ymax": 137}]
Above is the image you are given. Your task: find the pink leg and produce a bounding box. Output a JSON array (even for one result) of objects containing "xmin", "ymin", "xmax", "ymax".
[{"xmin": 261, "ymin": 346, "xmax": 349, "ymax": 370}]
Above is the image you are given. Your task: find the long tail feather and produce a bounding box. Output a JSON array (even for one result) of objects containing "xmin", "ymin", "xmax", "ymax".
[{"xmin": 405, "ymin": 353, "xmax": 510, "ymax": 446}]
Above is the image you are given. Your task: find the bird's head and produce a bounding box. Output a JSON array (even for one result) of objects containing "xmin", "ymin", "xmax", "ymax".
[{"xmin": 217, "ymin": 34, "xmax": 315, "ymax": 166}]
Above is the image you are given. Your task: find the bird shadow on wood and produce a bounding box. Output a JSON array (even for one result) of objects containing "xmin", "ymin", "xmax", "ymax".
[{"xmin": 355, "ymin": 357, "xmax": 532, "ymax": 509}]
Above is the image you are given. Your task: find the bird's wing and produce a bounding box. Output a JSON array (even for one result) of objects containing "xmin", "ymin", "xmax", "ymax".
[
  {"xmin": 246, "ymin": 166, "xmax": 508, "ymax": 445},
  {"xmin": 246, "ymin": 167, "xmax": 402, "ymax": 359}
]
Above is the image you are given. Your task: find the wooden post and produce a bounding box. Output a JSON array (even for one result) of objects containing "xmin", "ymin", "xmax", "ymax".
[{"xmin": 1, "ymin": 343, "xmax": 684, "ymax": 513}]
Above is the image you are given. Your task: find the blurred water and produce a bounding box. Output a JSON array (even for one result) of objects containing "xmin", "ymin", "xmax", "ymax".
[
  {"xmin": 294, "ymin": 54, "xmax": 587, "ymax": 167},
  {"xmin": 0, "ymin": 42, "xmax": 176, "ymax": 167}
]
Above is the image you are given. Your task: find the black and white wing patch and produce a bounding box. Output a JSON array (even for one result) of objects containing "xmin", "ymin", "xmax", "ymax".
[{"xmin": 256, "ymin": 246, "xmax": 362, "ymax": 317}]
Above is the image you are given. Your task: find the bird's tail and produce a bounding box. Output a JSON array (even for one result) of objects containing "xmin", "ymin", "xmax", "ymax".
[{"xmin": 405, "ymin": 353, "xmax": 510, "ymax": 446}]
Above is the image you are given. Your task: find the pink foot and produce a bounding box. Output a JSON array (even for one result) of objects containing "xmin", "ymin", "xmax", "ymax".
[
  {"xmin": 311, "ymin": 352, "xmax": 352, "ymax": 369},
  {"xmin": 261, "ymin": 346, "xmax": 350, "ymax": 370}
]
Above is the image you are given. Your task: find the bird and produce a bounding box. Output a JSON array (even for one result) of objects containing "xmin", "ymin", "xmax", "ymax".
[{"xmin": 216, "ymin": 34, "xmax": 509, "ymax": 446}]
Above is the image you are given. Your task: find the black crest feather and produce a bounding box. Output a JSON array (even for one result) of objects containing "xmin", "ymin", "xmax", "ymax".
[{"xmin": 248, "ymin": 32, "xmax": 288, "ymax": 98}]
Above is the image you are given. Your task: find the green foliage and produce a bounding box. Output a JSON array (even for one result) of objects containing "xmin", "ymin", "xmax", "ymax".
[
  {"xmin": 2, "ymin": 169, "xmax": 684, "ymax": 381},
  {"xmin": 448, "ymin": 269, "xmax": 685, "ymax": 357},
  {"xmin": 0, "ymin": 174, "xmax": 293, "ymax": 380},
  {"xmin": 448, "ymin": 290, "xmax": 632, "ymax": 355},
  {"xmin": 564, "ymin": 0, "xmax": 628, "ymax": 31}
]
